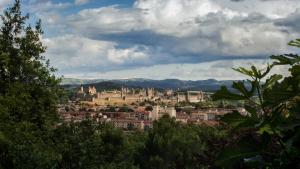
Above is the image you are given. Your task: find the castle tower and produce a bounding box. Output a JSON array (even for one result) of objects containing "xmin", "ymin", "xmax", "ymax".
[
  {"xmin": 88, "ymin": 86, "xmax": 97, "ymax": 95},
  {"xmin": 146, "ymin": 88, "xmax": 154, "ymax": 98},
  {"xmin": 93, "ymin": 86, "xmax": 97, "ymax": 94},
  {"xmin": 186, "ymin": 91, "xmax": 190, "ymax": 102},
  {"xmin": 76, "ymin": 85, "xmax": 85, "ymax": 98},
  {"xmin": 121, "ymin": 86, "xmax": 124, "ymax": 97},
  {"xmin": 150, "ymin": 106, "xmax": 160, "ymax": 120}
]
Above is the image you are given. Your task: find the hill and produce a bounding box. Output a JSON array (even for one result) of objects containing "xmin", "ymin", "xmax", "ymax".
[{"xmin": 61, "ymin": 78, "xmax": 237, "ymax": 92}]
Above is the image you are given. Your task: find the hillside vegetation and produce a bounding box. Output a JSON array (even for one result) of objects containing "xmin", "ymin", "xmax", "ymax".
[{"xmin": 62, "ymin": 78, "xmax": 236, "ymax": 92}]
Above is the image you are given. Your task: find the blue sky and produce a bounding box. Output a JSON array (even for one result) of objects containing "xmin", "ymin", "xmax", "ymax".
[{"xmin": 1, "ymin": 0, "xmax": 299, "ymax": 80}]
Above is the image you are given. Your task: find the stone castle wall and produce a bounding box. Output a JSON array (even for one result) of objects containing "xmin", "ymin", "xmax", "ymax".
[{"xmin": 78, "ymin": 86, "xmax": 205, "ymax": 105}]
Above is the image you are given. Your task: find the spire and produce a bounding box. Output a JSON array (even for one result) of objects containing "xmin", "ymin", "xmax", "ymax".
[{"xmin": 80, "ymin": 85, "xmax": 84, "ymax": 92}]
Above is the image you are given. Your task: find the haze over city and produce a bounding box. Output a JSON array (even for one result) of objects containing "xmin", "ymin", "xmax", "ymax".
[{"xmin": 1, "ymin": 0, "xmax": 299, "ymax": 80}]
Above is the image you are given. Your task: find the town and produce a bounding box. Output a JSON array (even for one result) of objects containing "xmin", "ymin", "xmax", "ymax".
[{"xmin": 58, "ymin": 85, "xmax": 246, "ymax": 130}]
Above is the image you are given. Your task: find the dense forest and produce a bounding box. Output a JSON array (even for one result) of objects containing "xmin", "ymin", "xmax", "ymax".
[{"xmin": 0, "ymin": 1, "xmax": 299, "ymax": 169}]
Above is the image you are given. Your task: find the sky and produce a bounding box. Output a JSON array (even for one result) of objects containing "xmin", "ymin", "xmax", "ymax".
[{"xmin": 1, "ymin": 0, "xmax": 300, "ymax": 80}]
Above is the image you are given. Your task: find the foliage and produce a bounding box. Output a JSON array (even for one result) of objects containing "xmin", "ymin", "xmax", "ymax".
[
  {"xmin": 135, "ymin": 115, "xmax": 227, "ymax": 169},
  {"xmin": 0, "ymin": 2, "xmax": 139, "ymax": 168},
  {"xmin": 194, "ymin": 101, "xmax": 219, "ymax": 108},
  {"xmin": 0, "ymin": 1, "xmax": 62, "ymax": 168},
  {"xmin": 145, "ymin": 105, "xmax": 153, "ymax": 111},
  {"xmin": 119, "ymin": 106, "xmax": 134, "ymax": 112},
  {"xmin": 53, "ymin": 120, "xmax": 138, "ymax": 169},
  {"xmin": 106, "ymin": 106, "xmax": 117, "ymax": 112},
  {"xmin": 212, "ymin": 41, "xmax": 300, "ymax": 168}
]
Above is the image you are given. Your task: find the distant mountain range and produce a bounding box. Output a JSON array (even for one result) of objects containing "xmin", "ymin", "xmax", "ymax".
[{"xmin": 61, "ymin": 78, "xmax": 238, "ymax": 92}]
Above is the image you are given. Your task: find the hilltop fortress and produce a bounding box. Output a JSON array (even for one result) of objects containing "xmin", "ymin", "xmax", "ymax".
[{"xmin": 77, "ymin": 86, "xmax": 205, "ymax": 105}]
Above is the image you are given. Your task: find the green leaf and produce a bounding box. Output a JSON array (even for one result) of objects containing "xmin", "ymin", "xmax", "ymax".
[
  {"xmin": 271, "ymin": 54, "xmax": 300, "ymax": 66},
  {"xmin": 263, "ymin": 74, "xmax": 283, "ymax": 89},
  {"xmin": 216, "ymin": 135, "xmax": 262, "ymax": 168},
  {"xmin": 285, "ymin": 131, "xmax": 300, "ymax": 153},
  {"xmin": 221, "ymin": 111, "xmax": 259, "ymax": 129},
  {"xmin": 216, "ymin": 149, "xmax": 259, "ymax": 168},
  {"xmin": 244, "ymin": 104, "xmax": 258, "ymax": 119},
  {"xmin": 232, "ymin": 81, "xmax": 253, "ymax": 98},
  {"xmin": 233, "ymin": 65, "xmax": 272, "ymax": 79},
  {"xmin": 257, "ymin": 124, "xmax": 274, "ymax": 135},
  {"xmin": 251, "ymin": 66, "xmax": 261, "ymax": 78},
  {"xmin": 233, "ymin": 67, "xmax": 254, "ymax": 77},
  {"xmin": 278, "ymin": 117, "xmax": 300, "ymax": 131},
  {"xmin": 289, "ymin": 65, "xmax": 300, "ymax": 77},
  {"xmin": 288, "ymin": 39, "xmax": 300, "ymax": 48},
  {"xmin": 212, "ymin": 86, "xmax": 246, "ymax": 101}
]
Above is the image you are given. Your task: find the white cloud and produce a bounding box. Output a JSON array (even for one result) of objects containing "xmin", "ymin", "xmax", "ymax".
[
  {"xmin": 0, "ymin": 0, "xmax": 12, "ymax": 10},
  {"xmin": 74, "ymin": 0, "xmax": 89, "ymax": 5},
  {"xmin": 63, "ymin": 0, "xmax": 300, "ymax": 57},
  {"xmin": 35, "ymin": 0, "xmax": 300, "ymax": 79},
  {"xmin": 0, "ymin": 0, "xmax": 11, "ymax": 6},
  {"xmin": 68, "ymin": 0, "xmax": 241, "ymax": 37},
  {"xmin": 61, "ymin": 59, "xmax": 290, "ymax": 80},
  {"xmin": 68, "ymin": 6, "xmax": 144, "ymax": 34},
  {"xmin": 107, "ymin": 46, "xmax": 148, "ymax": 64},
  {"xmin": 220, "ymin": 23, "xmax": 289, "ymax": 56},
  {"xmin": 28, "ymin": 1, "xmax": 71, "ymax": 12},
  {"xmin": 134, "ymin": 0, "xmax": 243, "ymax": 36},
  {"xmin": 44, "ymin": 35, "xmax": 150, "ymax": 73},
  {"xmin": 213, "ymin": 0, "xmax": 300, "ymax": 19}
]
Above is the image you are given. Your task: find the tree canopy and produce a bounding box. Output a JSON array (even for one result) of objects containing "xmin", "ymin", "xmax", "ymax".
[{"xmin": 0, "ymin": 1, "xmax": 62, "ymax": 168}]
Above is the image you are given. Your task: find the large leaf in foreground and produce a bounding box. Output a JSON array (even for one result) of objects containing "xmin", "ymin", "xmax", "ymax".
[
  {"xmin": 221, "ymin": 111, "xmax": 259, "ymax": 129},
  {"xmin": 216, "ymin": 136, "xmax": 262, "ymax": 168},
  {"xmin": 212, "ymin": 86, "xmax": 245, "ymax": 101}
]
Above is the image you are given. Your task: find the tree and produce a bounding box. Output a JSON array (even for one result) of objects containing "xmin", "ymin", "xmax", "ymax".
[
  {"xmin": 53, "ymin": 120, "xmax": 138, "ymax": 169},
  {"xmin": 127, "ymin": 123, "xmax": 135, "ymax": 130},
  {"xmin": 212, "ymin": 39, "xmax": 300, "ymax": 168},
  {"xmin": 0, "ymin": 0, "xmax": 61, "ymax": 126},
  {"xmin": 0, "ymin": 1, "xmax": 62, "ymax": 168},
  {"xmin": 119, "ymin": 106, "xmax": 134, "ymax": 112},
  {"xmin": 107, "ymin": 106, "xmax": 117, "ymax": 112},
  {"xmin": 145, "ymin": 106, "xmax": 153, "ymax": 111},
  {"xmin": 136, "ymin": 115, "xmax": 226, "ymax": 169}
]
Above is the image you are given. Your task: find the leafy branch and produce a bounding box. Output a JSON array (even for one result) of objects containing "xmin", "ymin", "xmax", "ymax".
[{"xmin": 213, "ymin": 40, "xmax": 300, "ymax": 168}]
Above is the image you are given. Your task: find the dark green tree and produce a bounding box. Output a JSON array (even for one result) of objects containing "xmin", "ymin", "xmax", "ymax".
[
  {"xmin": 213, "ymin": 39, "xmax": 300, "ymax": 168},
  {"xmin": 53, "ymin": 120, "xmax": 138, "ymax": 169},
  {"xmin": 107, "ymin": 106, "xmax": 117, "ymax": 112},
  {"xmin": 136, "ymin": 115, "xmax": 226, "ymax": 169},
  {"xmin": 119, "ymin": 106, "xmax": 134, "ymax": 112},
  {"xmin": 145, "ymin": 105, "xmax": 153, "ymax": 111},
  {"xmin": 0, "ymin": 1, "xmax": 62, "ymax": 168}
]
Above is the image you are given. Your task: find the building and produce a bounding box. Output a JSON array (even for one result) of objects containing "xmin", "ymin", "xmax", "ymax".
[
  {"xmin": 110, "ymin": 119, "xmax": 153, "ymax": 130},
  {"xmin": 77, "ymin": 86, "xmax": 206, "ymax": 106},
  {"xmin": 88, "ymin": 86, "xmax": 97, "ymax": 95},
  {"xmin": 150, "ymin": 105, "xmax": 176, "ymax": 120},
  {"xmin": 186, "ymin": 91, "xmax": 204, "ymax": 103}
]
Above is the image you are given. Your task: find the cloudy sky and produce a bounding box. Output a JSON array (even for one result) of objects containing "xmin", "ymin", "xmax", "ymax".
[{"xmin": 1, "ymin": 0, "xmax": 300, "ymax": 80}]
